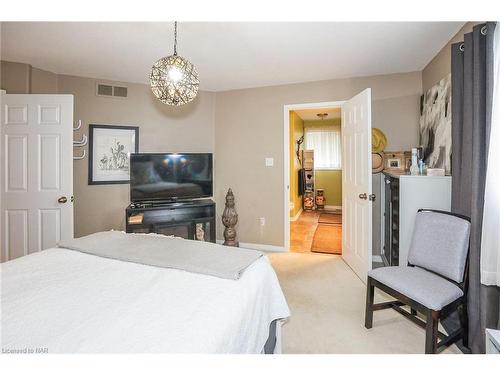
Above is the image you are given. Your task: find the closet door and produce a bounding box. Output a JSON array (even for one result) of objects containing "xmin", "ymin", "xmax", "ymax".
[{"xmin": 1, "ymin": 93, "xmax": 74, "ymax": 261}]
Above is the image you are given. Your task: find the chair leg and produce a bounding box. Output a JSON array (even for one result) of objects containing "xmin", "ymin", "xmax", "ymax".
[
  {"xmin": 425, "ymin": 310, "xmax": 439, "ymax": 354},
  {"xmin": 458, "ymin": 302, "xmax": 469, "ymax": 348},
  {"xmin": 365, "ymin": 277, "xmax": 375, "ymax": 329}
]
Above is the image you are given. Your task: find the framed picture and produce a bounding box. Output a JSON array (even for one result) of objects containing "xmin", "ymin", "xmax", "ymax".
[
  {"xmin": 387, "ymin": 158, "xmax": 401, "ymax": 169},
  {"xmin": 88, "ymin": 124, "xmax": 139, "ymax": 185},
  {"xmin": 384, "ymin": 151, "xmax": 405, "ymax": 171},
  {"xmin": 420, "ymin": 74, "xmax": 451, "ymax": 174}
]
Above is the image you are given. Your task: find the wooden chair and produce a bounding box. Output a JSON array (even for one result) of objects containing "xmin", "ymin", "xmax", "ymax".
[{"xmin": 365, "ymin": 209, "xmax": 470, "ymax": 354}]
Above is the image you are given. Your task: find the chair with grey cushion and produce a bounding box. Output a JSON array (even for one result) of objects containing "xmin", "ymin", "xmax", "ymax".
[{"xmin": 365, "ymin": 209, "xmax": 471, "ymax": 354}]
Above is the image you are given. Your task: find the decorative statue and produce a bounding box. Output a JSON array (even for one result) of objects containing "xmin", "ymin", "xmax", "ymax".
[{"xmin": 222, "ymin": 188, "xmax": 239, "ymax": 247}]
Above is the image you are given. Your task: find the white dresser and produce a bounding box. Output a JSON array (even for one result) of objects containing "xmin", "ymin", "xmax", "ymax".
[{"xmin": 380, "ymin": 171, "xmax": 452, "ymax": 266}]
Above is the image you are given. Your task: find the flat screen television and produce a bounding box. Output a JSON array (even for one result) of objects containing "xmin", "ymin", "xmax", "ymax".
[{"xmin": 130, "ymin": 153, "xmax": 213, "ymax": 202}]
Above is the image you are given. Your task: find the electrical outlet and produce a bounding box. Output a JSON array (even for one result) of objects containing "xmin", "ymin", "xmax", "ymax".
[
  {"xmin": 258, "ymin": 217, "xmax": 266, "ymax": 226},
  {"xmin": 265, "ymin": 157, "xmax": 274, "ymax": 167}
]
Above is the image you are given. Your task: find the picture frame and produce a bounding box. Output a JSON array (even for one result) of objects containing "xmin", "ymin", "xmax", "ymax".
[
  {"xmin": 88, "ymin": 124, "xmax": 139, "ymax": 185},
  {"xmin": 384, "ymin": 151, "xmax": 405, "ymax": 171}
]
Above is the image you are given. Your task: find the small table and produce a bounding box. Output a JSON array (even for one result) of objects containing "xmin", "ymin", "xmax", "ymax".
[{"xmin": 486, "ymin": 329, "xmax": 500, "ymax": 354}]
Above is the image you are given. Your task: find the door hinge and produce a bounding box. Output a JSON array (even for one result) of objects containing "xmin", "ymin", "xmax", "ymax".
[{"xmin": 369, "ymin": 194, "xmax": 376, "ymax": 201}]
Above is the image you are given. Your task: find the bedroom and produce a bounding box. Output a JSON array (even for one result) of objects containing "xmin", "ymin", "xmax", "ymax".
[{"xmin": 1, "ymin": 1, "xmax": 500, "ymax": 373}]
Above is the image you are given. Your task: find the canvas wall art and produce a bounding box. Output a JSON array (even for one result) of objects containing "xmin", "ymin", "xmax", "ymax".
[
  {"xmin": 419, "ymin": 74, "xmax": 452, "ymax": 174},
  {"xmin": 88, "ymin": 124, "xmax": 139, "ymax": 184}
]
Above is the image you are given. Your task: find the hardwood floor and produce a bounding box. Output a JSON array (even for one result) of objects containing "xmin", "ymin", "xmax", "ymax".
[{"xmin": 290, "ymin": 210, "xmax": 342, "ymax": 254}]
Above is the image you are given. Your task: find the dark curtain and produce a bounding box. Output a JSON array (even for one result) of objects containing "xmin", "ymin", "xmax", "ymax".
[{"xmin": 450, "ymin": 22, "xmax": 500, "ymax": 354}]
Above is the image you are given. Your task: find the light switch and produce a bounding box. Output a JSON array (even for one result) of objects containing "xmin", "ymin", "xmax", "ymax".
[{"xmin": 265, "ymin": 157, "xmax": 274, "ymax": 167}]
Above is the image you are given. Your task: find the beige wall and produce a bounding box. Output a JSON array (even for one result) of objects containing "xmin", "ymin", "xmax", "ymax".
[
  {"xmin": 0, "ymin": 60, "xmax": 30, "ymax": 93},
  {"xmin": 422, "ymin": 22, "xmax": 479, "ymax": 92},
  {"xmin": 215, "ymin": 71, "xmax": 422, "ymax": 246},
  {"xmin": 0, "ymin": 60, "xmax": 59, "ymax": 94},
  {"xmin": 31, "ymin": 67, "xmax": 58, "ymax": 94},
  {"xmin": 57, "ymin": 75, "xmax": 216, "ymax": 237}
]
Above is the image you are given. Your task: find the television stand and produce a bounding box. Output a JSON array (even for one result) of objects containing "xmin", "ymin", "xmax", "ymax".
[{"xmin": 125, "ymin": 199, "xmax": 216, "ymax": 243}]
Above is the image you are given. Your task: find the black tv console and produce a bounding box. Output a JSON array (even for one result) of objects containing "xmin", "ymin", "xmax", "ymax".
[{"xmin": 125, "ymin": 199, "xmax": 216, "ymax": 243}]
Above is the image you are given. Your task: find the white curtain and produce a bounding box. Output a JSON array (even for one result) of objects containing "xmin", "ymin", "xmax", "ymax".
[
  {"xmin": 480, "ymin": 23, "xmax": 500, "ymax": 287},
  {"xmin": 305, "ymin": 127, "xmax": 341, "ymax": 169}
]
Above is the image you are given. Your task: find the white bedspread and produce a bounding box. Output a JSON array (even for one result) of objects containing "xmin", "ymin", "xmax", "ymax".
[{"xmin": 0, "ymin": 248, "xmax": 290, "ymax": 353}]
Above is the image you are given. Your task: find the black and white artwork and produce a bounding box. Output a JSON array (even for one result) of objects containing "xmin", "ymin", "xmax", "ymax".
[
  {"xmin": 419, "ymin": 74, "xmax": 452, "ymax": 174},
  {"xmin": 88, "ymin": 124, "xmax": 139, "ymax": 185}
]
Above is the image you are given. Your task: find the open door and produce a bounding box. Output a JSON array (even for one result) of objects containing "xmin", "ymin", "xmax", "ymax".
[
  {"xmin": 341, "ymin": 88, "xmax": 372, "ymax": 282},
  {"xmin": 1, "ymin": 93, "xmax": 74, "ymax": 262}
]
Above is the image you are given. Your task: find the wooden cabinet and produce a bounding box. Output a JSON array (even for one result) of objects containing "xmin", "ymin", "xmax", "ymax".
[{"xmin": 125, "ymin": 199, "xmax": 216, "ymax": 243}]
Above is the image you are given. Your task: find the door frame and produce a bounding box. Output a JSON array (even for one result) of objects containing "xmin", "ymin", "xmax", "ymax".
[
  {"xmin": 0, "ymin": 90, "xmax": 5, "ymax": 260},
  {"xmin": 283, "ymin": 100, "xmax": 345, "ymax": 251}
]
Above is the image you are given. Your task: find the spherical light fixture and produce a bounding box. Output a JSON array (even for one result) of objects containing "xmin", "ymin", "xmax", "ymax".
[{"xmin": 150, "ymin": 22, "xmax": 200, "ymax": 106}]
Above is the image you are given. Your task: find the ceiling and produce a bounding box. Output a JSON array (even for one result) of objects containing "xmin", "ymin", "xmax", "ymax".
[
  {"xmin": 0, "ymin": 22, "xmax": 464, "ymax": 92},
  {"xmin": 294, "ymin": 107, "xmax": 341, "ymax": 121}
]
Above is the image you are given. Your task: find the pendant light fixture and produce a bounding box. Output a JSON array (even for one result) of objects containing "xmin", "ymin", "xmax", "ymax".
[{"xmin": 150, "ymin": 22, "xmax": 200, "ymax": 106}]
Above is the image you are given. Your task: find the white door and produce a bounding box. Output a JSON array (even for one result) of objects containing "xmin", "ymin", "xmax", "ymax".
[
  {"xmin": 341, "ymin": 89, "xmax": 372, "ymax": 282},
  {"xmin": 1, "ymin": 93, "xmax": 74, "ymax": 262}
]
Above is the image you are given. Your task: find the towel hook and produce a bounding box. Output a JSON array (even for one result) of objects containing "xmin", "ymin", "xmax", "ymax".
[
  {"xmin": 73, "ymin": 120, "xmax": 82, "ymax": 131},
  {"xmin": 73, "ymin": 149, "xmax": 86, "ymax": 160},
  {"xmin": 73, "ymin": 134, "xmax": 87, "ymax": 146}
]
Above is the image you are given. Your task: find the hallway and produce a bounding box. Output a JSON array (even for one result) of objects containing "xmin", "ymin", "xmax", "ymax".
[{"xmin": 290, "ymin": 211, "xmax": 342, "ymax": 254}]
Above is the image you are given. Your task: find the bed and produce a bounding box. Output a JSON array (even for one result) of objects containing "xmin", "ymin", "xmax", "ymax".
[{"xmin": 0, "ymin": 232, "xmax": 290, "ymax": 353}]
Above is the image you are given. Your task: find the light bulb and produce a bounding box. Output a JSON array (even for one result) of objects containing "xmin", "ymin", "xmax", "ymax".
[{"xmin": 168, "ymin": 66, "xmax": 183, "ymax": 83}]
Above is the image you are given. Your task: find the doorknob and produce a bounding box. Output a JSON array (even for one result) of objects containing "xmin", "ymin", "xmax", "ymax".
[
  {"xmin": 369, "ymin": 194, "xmax": 376, "ymax": 201},
  {"xmin": 358, "ymin": 193, "xmax": 367, "ymax": 200},
  {"xmin": 58, "ymin": 196, "xmax": 68, "ymax": 204}
]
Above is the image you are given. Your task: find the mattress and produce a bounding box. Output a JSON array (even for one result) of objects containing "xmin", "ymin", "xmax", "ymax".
[{"xmin": 0, "ymin": 247, "xmax": 290, "ymax": 353}]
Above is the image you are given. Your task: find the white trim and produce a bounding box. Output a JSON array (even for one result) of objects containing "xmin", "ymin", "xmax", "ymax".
[
  {"xmin": 290, "ymin": 208, "xmax": 303, "ymax": 222},
  {"xmin": 240, "ymin": 242, "xmax": 286, "ymax": 252},
  {"xmin": 216, "ymin": 240, "xmax": 286, "ymax": 253},
  {"xmin": 372, "ymin": 255, "xmax": 383, "ymax": 263},
  {"xmin": 0, "ymin": 91, "xmax": 4, "ymax": 263},
  {"xmin": 283, "ymin": 100, "xmax": 345, "ymax": 253}
]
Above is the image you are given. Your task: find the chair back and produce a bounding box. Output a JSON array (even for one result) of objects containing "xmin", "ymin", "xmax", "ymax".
[{"xmin": 407, "ymin": 210, "xmax": 470, "ymax": 284}]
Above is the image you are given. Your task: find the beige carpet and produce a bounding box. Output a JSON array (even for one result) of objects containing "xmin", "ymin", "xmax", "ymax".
[{"xmin": 267, "ymin": 251, "xmax": 461, "ymax": 354}]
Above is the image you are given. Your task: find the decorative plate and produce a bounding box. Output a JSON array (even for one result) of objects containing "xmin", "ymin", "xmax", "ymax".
[{"xmin": 372, "ymin": 152, "xmax": 385, "ymax": 173}]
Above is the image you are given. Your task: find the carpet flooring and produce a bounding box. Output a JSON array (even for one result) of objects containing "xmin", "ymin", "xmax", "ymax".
[{"xmin": 267, "ymin": 251, "xmax": 461, "ymax": 354}]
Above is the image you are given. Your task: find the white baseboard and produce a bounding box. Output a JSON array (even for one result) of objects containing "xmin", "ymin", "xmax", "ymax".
[
  {"xmin": 372, "ymin": 255, "xmax": 383, "ymax": 263},
  {"xmin": 216, "ymin": 240, "xmax": 287, "ymax": 252},
  {"xmin": 290, "ymin": 208, "xmax": 303, "ymax": 222}
]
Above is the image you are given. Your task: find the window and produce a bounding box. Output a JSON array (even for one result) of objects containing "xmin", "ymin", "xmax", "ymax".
[{"xmin": 305, "ymin": 127, "xmax": 341, "ymax": 169}]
